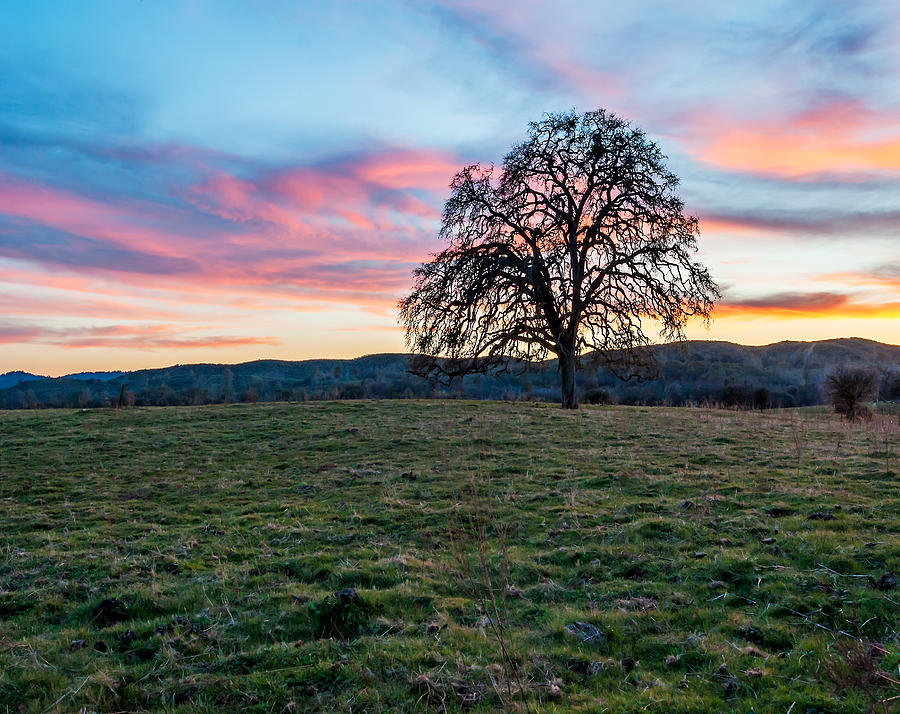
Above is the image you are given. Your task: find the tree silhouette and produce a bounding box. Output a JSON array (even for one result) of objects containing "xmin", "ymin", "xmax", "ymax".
[
  {"xmin": 400, "ymin": 109, "xmax": 719, "ymax": 408},
  {"xmin": 825, "ymin": 365, "xmax": 876, "ymax": 421}
]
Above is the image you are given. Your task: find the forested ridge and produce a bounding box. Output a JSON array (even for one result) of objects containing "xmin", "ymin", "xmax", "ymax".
[{"xmin": 2, "ymin": 338, "xmax": 899, "ymax": 409}]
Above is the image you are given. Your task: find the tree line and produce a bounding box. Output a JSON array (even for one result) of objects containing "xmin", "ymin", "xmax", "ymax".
[{"xmin": 2, "ymin": 341, "xmax": 898, "ymax": 410}]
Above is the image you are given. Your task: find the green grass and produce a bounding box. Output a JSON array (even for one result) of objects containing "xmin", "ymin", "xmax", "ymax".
[{"xmin": 1, "ymin": 401, "xmax": 898, "ymax": 712}]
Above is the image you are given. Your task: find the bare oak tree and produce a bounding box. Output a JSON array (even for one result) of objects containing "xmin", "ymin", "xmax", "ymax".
[{"xmin": 400, "ymin": 110, "xmax": 719, "ymax": 408}]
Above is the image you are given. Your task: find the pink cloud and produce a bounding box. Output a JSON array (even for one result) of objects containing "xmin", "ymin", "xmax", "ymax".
[
  {"xmin": 183, "ymin": 148, "xmax": 455, "ymax": 269},
  {"xmin": 0, "ymin": 292, "xmax": 183, "ymax": 320},
  {"xmin": 699, "ymin": 208, "xmax": 900, "ymax": 236},
  {"xmin": 816, "ymin": 265, "xmax": 900, "ymax": 293},
  {"xmin": 0, "ymin": 145, "xmax": 462, "ymax": 318},
  {"xmin": 0, "ymin": 143, "xmax": 474, "ymax": 364},
  {"xmin": 0, "ymin": 173, "xmax": 210, "ymax": 257},
  {"xmin": 0, "ymin": 322, "xmax": 280, "ymax": 349},
  {"xmin": 352, "ymin": 149, "xmax": 460, "ymax": 192}
]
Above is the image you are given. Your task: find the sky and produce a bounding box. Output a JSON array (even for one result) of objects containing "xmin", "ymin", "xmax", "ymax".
[{"xmin": 1, "ymin": 0, "xmax": 899, "ymax": 376}]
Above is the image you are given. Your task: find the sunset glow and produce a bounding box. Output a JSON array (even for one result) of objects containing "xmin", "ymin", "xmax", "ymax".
[{"xmin": 2, "ymin": 1, "xmax": 899, "ymax": 375}]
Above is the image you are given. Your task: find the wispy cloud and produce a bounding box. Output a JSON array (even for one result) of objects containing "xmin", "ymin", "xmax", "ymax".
[
  {"xmin": 0, "ymin": 145, "xmax": 460, "ymax": 319},
  {"xmin": 718, "ymin": 291, "xmax": 900, "ymax": 318},
  {"xmin": 0, "ymin": 322, "xmax": 280, "ymax": 349},
  {"xmin": 688, "ymin": 100, "xmax": 900, "ymax": 179},
  {"xmin": 818, "ymin": 263, "xmax": 900, "ymax": 292},
  {"xmin": 700, "ymin": 207, "xmax": 900, "ymax": 236}
]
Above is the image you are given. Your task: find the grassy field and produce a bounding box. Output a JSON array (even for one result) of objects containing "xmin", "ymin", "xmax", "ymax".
[{"xmin": 1, "ymin": 401, "xmax": 898, "ymax": 713}]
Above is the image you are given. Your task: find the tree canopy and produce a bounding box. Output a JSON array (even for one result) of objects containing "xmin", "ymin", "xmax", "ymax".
[{"xmin": 400, "ymin": 109, "xmax": 719, "ymax": 408}]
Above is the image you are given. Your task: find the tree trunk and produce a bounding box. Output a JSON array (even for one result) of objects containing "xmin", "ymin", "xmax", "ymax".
[{"xmin": 559, "ymin": 348, "xmax": 578, "ymax": 409}]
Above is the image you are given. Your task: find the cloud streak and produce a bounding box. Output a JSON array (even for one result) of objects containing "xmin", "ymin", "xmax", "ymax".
[
  {"xmin": 0, "ymin": 145, "xmax": 461, "ymax": 319},
  {"xmin": 689, "ymin": 100, "xmax": 900, "ymax": 179},
  {"xmin": 0, "ymin": 322, "xmax": 280, "ymax": 349},
  {"xmin": 718, "ymin": 291, "xmax": 900, "ymax": 318},
  {"xmin": 700, "ymin": 208, "xmax": 900, "ymax": 237}
]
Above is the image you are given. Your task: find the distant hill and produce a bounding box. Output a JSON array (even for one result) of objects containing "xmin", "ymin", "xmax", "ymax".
[
  {"xmin": 0, "ymin": 370, "xmax": 122, "ymax": 389},
  {"xmin": 0, "ymin": 371, "xmax": 44, "ymax": 390},
  {"xmin": 64, "ymin": 371, "xmax": 124, "ymax": 382},
  {"xmin": 1, "ymin": 338, "xmax": 898, "ymax": 409}
]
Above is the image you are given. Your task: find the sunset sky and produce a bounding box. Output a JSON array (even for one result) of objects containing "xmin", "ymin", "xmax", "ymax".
[{"xmin": 2, "ymin": 1, "xmax": 899, "ymax": 376}]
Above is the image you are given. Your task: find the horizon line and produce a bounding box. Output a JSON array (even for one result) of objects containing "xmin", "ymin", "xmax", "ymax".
[{"xmin": 6, "ymin": 335, "xmax": 900, "ymax": 379}]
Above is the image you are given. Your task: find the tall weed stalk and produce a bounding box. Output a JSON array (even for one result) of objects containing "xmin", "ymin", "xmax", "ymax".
[{"xmin": 447, "ymin": 473, "xmax": 532, "ymax": 712}]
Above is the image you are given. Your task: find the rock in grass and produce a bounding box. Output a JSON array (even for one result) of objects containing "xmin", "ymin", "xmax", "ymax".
[
  {"xmin": 683, "ymin": 633, "xmax": 706, "ymax": 649},
  {"xmin": 564, "ymin": 621, "xmax": 607, "ymax": 645},
  {"xmin": 587, "ymin": 659, "xmax": 614, "ymax": 675},
  {"xmin": 504, "ymin": 584, "xmax": 526, "ymax": 599},
  {"xmin": 616, "ymin": 597, "xmax": 657, "ymax": 611},
  {"xmin": 874, "ymin": 572, "xmax": 896, "ymax": 591}
]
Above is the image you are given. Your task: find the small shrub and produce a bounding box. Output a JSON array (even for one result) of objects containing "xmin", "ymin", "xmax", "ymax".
[
  {"xmin": 735, "ymin": 623, "xmax": 793, "ymax": 652},
  {"xmin": 753, "ymin": 387, "xmax": 769, "ymax": 411},
  {"xmin": 879, "ymin": 369, "xmax": 900, "ymax": 400},
  {"xmin": 582, "ymin": 387, "xmax": 612, "ymax": 405},
  {"xmin": 822, "ymin": 639, "xmax": 892, "ymax": 712},
  {"xmin": 825, "ymin": 366, "xmax": 876, "ymax": 421},
  {"xmin": 91, "ymin": 598, "xmax": 129, "ymax": 628},
  {"xmin": 308, "ymin": 588, "xmax": 373, "ymax": 639},
  {"xmin": 0, "ymin": 593, "xmax": 34, "ymax": 618}
]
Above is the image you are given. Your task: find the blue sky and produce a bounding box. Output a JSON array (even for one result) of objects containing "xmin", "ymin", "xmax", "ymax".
[{"xmin": 2, "ymin": 0, "xmax": 899, "ymax": 374}]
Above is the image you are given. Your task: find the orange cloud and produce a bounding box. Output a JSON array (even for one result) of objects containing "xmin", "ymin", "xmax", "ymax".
[
  {"xmin": 717, "ymin": 291, "xmax": 900, "ymax": 319},
  {"xmin": 690, "ymin": 100, "xmax": 900, "ymax": 178}
]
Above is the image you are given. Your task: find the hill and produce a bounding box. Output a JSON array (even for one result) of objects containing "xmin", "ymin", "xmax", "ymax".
[
  {"xmin": 1, "ymin": 338, "xmax": 898, "ymax": 409},
  {"xmin": 0, "ymin": 401, "xmax": 897, "ymax": 711},
  {"xmin": 0, "ymin": 371, "xmax": 43, "ymax": 390},
  {"xmin": 0, "ymin": 370, "xmax": 122, "ymax": 391}
]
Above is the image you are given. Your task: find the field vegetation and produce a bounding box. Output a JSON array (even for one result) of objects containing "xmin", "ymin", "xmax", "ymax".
[{"xmin": 1, "ymin": 401, "xmax": 898, "ymax": 712}]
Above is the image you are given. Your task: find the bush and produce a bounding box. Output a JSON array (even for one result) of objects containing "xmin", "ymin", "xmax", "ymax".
[
  {"xmin": 720, "ymin": 384, "xmax": 749, "ymax": 408},
  {"xmin": 825, "ymin": 366, "xmax": 876, "ymax": 421},
  {"xmin": 582, "ymin": 387, "xmax": 612, "ymax": 405},
  {"xmin": 752, "ymin": 387, "xmax": 769, "ymax": 411},
  {"xmin": 879, "ymin": 369, "xmax": 900, "ymax": 401}
]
